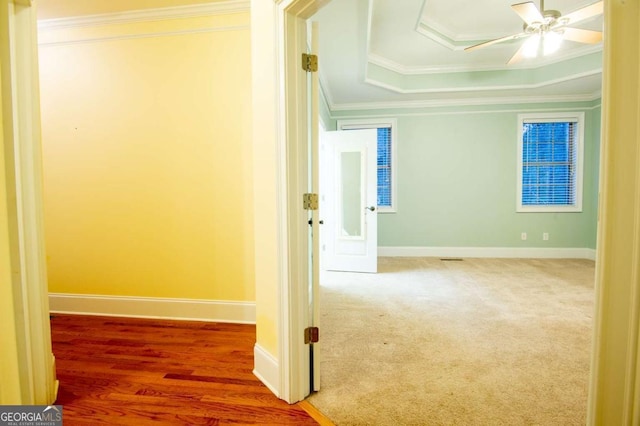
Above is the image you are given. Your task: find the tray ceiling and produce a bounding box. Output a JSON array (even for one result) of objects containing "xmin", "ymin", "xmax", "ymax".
[{"xmin": 311, "ymin": 0, "xmax": 603, "ymax": 110}]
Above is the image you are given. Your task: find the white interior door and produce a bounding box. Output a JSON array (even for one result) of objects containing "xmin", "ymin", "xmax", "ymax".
[
  {"xmin": 320, "ymin": 129, "xmax": 378, "ymax": 273},
  {"xmin": 308, "ymin": 22, "xmax": 321, "ymax": 393}
]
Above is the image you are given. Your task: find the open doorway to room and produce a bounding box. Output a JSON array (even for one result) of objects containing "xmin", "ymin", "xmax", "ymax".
[{"xmin": 305, "ymin": 0, "xmax": 603, "ymax": 423}]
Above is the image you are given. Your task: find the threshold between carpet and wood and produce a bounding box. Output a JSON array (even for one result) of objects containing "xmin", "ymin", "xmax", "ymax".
[{"xmin": 306, "ymin": 257, "xmax": 595, "ymax": 426}]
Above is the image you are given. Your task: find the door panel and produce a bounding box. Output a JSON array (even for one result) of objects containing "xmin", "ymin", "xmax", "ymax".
[
  {"xmin": 320, "ymin": 129, "xmax": 378, "ymax": 273},
  {"xmin": 308, "ymin": 21, "xmax": 321, "ymax": 393}
]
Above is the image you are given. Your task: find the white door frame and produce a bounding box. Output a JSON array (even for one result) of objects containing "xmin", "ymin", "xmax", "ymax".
[
  {"xmin": 587, "ymin": 0, "xmax": 640, "ymax": 423},
  {"xmin": 0, "ymin": 0, "xmax": 57, "ymax": 404},
  {"xmin": 273, "ymin": 0, "xmax": 331, "ymax": 403}
]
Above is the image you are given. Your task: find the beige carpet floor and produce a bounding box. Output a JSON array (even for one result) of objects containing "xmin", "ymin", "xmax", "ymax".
[{"xmin": 308, "ymin": 257, "xmax": 595, "ymax": 426}]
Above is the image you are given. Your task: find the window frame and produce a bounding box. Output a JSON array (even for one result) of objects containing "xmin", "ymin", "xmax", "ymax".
[
  {"xmin": 516, "ymin": 112, "xmax": 585, "ymax": 213},
  {"xmin": 337, "ymin": 118, "xmax": 398, "ymax": 213}
]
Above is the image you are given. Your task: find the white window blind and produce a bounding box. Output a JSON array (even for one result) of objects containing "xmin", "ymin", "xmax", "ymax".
[
  {"xmin": 338, "ymin": 118, "xmax": 397, "ymax": 212},
  {"xmin": 522, "ymin": 121, "xmax": 576, "ymax": 205},
  {"xmin": 517, "ymin": 113, "xmax": 584, "ymax": 212},
  {"xmin": 376, "ymin": 127, "xmax": 392, "ymax": 207}
]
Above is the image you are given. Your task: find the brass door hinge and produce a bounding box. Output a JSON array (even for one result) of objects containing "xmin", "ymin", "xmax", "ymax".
[
  {"xmin": 304, "ymin": 327, "xmax": 319, "ymax": 344},
  {"xmin": 303, "ymin": 193, "xmax": 319, "ymax": 210},
  {"xmin": 302, "ymin": 53, "xmax": 318, "ymax": 72}
]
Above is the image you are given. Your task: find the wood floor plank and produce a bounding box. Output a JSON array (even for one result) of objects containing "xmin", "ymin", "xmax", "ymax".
[
  {"xmin": 56, "ymin": 376, "xmax": 283, "ymax": 407},
  {"xmin": 51, "ymin": 314, "xmax": 318, "ymax": 425},
  {"xmin": 62, "ymin": 395, "xmax": 316, "ymax": 424}
]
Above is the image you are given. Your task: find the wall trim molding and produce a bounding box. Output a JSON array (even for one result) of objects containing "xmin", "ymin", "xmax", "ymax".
[
  {"xmin": 378, "ymin": 246, "xmax": 597, "ymax": 260},
  {"xmin": 37, "ymin": 1, "xmax": 250, "ymax": 31},
  {"xmin": 37, "ymin": 25, "xmax": 249, "ymax": 47},
  {"xmin": 329, "ymin": 94, "xmax": 602, "ymax": 113},
  {"xmin": 364, "ymin": 68, "xmax": 603, "ymax": 96},
  {"xmin": 253, "ymin": 344, "xmax": 280, "ymax": 398},
  {"xmin": 49, "ymin": 293, "xmax": 256, "ymax": 324},
  {"xmin": 368, "ymin": 46, "xmax": 603, "ymax": 75}
]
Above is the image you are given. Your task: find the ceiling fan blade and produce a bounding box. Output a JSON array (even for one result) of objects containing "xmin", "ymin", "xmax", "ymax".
[
  {"xmin": 561, "ymin": 1, "xmax": 603, "ymax": 26},
  {"xmin": 507, "ymin": 42, "xmax": 529, "ymax": 65},
  {"xmin": 511, "ymin": 2, "xmax": 544, "ymax": 26},
  {"xmin": 562, "ymin": 27, "xmax": 603, "ymax": 44},
  {"xmin": 465, "ymin": 33, "xmax": 526, "ymax": 52}
]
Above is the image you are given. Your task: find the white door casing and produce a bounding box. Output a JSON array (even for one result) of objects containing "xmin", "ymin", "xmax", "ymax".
[
  {"xmin": 0, "ymin": 0, "xmax": 57, "ymax": 404},
  {"xmin": 309, "ymin": 21, "xmax": 321, "ymax": 393},
  {"xmin": 273, "ymin": 0, "xmax": 330, "ymax": 403}
]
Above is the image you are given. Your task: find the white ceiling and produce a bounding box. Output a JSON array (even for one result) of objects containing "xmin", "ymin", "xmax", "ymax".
[{"xmin": 311, "ymin": 0, "xmax": 603, "ymax": 110}]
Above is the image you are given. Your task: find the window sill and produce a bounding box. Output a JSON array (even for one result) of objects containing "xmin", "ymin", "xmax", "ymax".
[{"xmin": 517, "ymin": 205, "xmax": 583, "ymax": 213}]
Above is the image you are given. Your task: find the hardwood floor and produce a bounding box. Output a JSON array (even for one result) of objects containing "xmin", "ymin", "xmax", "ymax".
[{"xmin": 50, "ymin": 314, "xmax": 319, "ymax": 425}]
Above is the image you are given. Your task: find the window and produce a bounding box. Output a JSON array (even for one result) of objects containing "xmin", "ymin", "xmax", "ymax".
[
  {"xmin": 517, "ymin": 112, "xmax": 584, "ymax": 212},
  {"xmin": 337, "ymin": 118, "xmax": 397, "ymax": 212}
]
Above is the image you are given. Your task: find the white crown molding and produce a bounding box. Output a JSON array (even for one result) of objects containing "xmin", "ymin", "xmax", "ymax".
[
  {"xmin": 378, "ymin": 246, "xmax": 597, "ymax": 260},
  {"xmin": 368, "ymin": 45, "xmax": 603, "ymax": 75},
  {"xmin": 49, "ymin": 293, "xmax": 256, "ymax": 324},
  {"xmin": 331, "ymin": 109, "xmax": 601, "ymax": 121},
  {"xmin": 414, "ymin": 23, "xmax": 467, "ymax": 51},
  {"xmin": 328, "ymin": 91, "xmax": 601, "ymax": 112},
  {"xmin": 417, "ymin": 18, "xmax": 509, "ymax": 45},
  {"xmin": 363, "ymin": 68, "xmax": 602, "ymax": 96},
  {"xmin": 329, "ymin": 95, "xmax": 598, "ymax": 112},
  {"xmin": 38, "ymin": 0, "xmax": 250, "ymax": 31},
  {"xmin": 366, "ymin": 0, "xmax": 375, "ymax": 61},
  {"xmin": 330, "ymin": 104, "xmax": 602, "ymax": 119},
  {"xmin": 38, "ymin": 25, "xmax": 249, "ymax": 47}
]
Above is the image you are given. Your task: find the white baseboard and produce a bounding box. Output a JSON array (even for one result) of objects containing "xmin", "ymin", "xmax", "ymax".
[
  {"xmin": 378, "ymin": 246, "xmax": 597, "ymax": 260},
  {"xmin": 49, "ymin": 293, "xmax": 256, "ymax": 324},
  {"xmin": 253, "ymin": 344, "xmax": 280, "ymax": 398},
  {"xmin": 584, "ymin": 249, "xmax": 597, "ymax": 261}
]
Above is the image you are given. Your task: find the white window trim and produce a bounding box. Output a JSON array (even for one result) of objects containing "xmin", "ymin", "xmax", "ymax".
[
  {"xmin": 516, "ymin": 112, "xmax": 585, "ymax": 213},
  {"xmin": 337, "ymin": 118, "xmax": 398, "ymax": 213}
]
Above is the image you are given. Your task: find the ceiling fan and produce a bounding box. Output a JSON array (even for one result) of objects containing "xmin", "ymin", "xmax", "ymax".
[{"xmin": 464, "ymin": 0, "xmax": 603, "ymax": 64}]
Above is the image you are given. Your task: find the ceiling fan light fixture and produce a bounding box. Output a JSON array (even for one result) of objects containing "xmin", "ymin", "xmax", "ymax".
[
  {"xmin": 543, "ymin": 31, "xmax": 563, "ymax": 55},
  {"xmin": 464, "ymin": 1, "xmax": 603, "ymax": 64},
  {"xmin": 522, "ymin": 33, "xmax": 541, "ymax": 58}
]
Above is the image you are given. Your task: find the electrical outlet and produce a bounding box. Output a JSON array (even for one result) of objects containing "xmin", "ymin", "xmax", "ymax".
[
  {"xmin": 521, "ymin": 232, "xmax": 527, "ymax": 241},
  {"xmin": 543, "ymin": 232, "xmax": 549, "ymax": 241}
]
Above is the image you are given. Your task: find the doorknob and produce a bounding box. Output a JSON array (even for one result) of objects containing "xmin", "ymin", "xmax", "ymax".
[{"xmin": 366, "ymin": 206, "xmax": 376, "ymax": 212}]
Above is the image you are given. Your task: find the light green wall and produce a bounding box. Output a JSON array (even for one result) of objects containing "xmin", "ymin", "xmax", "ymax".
[{"xmin": 332, "ymin": 101, "xmax": 601, "ymax": 249}]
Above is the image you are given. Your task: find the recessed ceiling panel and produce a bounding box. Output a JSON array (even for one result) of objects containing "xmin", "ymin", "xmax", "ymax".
[{"xmin": 311, "ymin": 0, "xmax": 603, "ymax": 108}]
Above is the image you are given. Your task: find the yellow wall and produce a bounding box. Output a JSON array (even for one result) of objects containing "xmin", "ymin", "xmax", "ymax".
[
  {"xmin": 250, "ymin": 0, "xmax": 279, "ymax": 356},
  {"xmin": 38, "ymin": 11, "xmax": 254, "ymax": 301}
]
